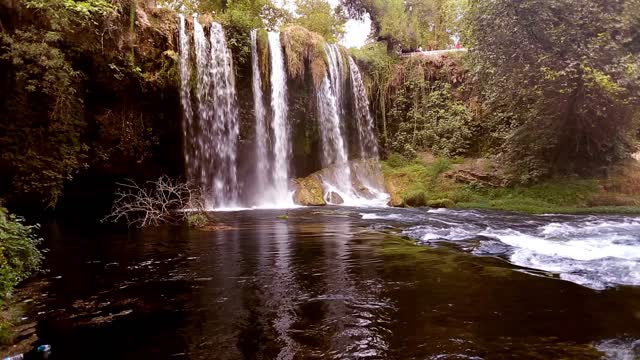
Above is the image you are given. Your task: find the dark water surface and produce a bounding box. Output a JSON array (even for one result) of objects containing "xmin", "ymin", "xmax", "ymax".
[{"xmin": 30, "ymin": 207, "xmax": 640, "ymax": 359}]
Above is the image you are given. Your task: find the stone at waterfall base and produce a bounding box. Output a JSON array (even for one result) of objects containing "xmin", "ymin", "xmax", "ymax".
[
  {"xmin": 291, "ymin": 160, "xmax": 390, "ymax": 206},
  {"xmin": 328, "ymin": 192, "xmax": 344, "ymax": 204},
  {"xmin": 292, "ymin": 175, "xmax": 326, "ymax": 206}
]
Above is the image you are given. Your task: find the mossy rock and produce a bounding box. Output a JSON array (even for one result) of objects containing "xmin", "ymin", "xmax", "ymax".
[
  {"xmin": 427, "ymin": 198, "xmax": 455, "ymax": 208},
  {"xmin": 404, "ymin": 190, "xmax": 428, "ymax": 207},
  {"xmin": 293, "ymin": 174, "xmax": 326, "ymax": 206}
]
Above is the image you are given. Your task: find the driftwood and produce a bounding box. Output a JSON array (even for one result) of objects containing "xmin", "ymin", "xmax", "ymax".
[{"xmin": 103, "ymin": 176, "xmax": 205, "ymax": 227}]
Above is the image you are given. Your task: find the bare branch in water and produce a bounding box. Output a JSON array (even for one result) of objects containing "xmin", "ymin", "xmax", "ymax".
[{"xmin": 103, "ymin": 176, "xmax": 206, "ymax": 227}]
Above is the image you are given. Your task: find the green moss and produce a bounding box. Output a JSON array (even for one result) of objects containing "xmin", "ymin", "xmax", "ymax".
[
  {"xmin": 427, "ymin": 198, "xmax": 454, "ymax": 208},
  {"xmin": 282, "ymin": 25, "xmax": 328, "ymax": 87},
  {"xmin": 187, "ymin": 213, "xmax": 208, "ymax": 228},
  {"xmin": 404, "ymin": 190, "xmax": 427, "ymax": 207},
  {"xmin": 293, "ymin": 175, "xmax": 326, "ymax": 206}
]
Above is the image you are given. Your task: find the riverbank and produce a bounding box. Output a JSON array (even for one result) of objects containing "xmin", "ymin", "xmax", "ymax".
[{"xmin": 382, "ymin": 153, "xmax": 640, "ymax": 214}]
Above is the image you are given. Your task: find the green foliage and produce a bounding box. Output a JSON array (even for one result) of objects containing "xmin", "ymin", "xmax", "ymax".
[
  {"xmin": 0, "ymin": 29, "xmax": 85, "ymax": 206},
  {"xmin": 466, "ymin": 0, "xmax": 640, "ymax": 181},
  {"xmin": 382, "ymin": 155, "xmax": 456, "ymax": 207},
  {"xmin": 383, "ymin": 156, "xmax": 640, "ymax": 214},
  {"xmin": 282, "ymin": 25, "xmax": 328, "ymax": 87},
  {"xmin": 23, "ymin": 0, "xmax": 116, "ymax": 30},
  {"xmin": 342, "ymin": 0, "xmax": 466, "ymax": 50},
  {"xmin": 387, "ymin": 74, "xmax": 473, "ymax": 158},
  {"xmin": 294, "ymin": 0, "xmax": 345, "ymax": 43},
  {"xmin": 0, "ymin": 0, "xmax": 175, "ymax": 207},
  {"xmin": 404, "ymin": 190, "xmax": 427, "ymax": 207},
  {"xmin": 0, "ymin": 207, "xmax": 42, "ymax": 302}
]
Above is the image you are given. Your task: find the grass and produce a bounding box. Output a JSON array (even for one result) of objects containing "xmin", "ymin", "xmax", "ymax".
[{"xmin": 382, "ymin": 153, "xmax": 640, "ymax": 214}]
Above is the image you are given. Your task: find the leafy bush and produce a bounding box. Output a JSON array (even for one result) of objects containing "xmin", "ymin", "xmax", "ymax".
[
  {"xmin": 385, "ymin": 153, "xmax": 412, "ymax": 168},
  {"xmin": 0, "ymin": 207, "xmax": 42, "ymax": 301}
]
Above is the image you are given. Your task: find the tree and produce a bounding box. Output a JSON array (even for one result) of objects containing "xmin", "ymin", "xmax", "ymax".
[
  {"xmin": 341, "ymin": 0, "xmax": 464, "ymax": 51},
  {"xmin": 293, "ymin": 0, "xmax": 345, "ymax": 42},
  {"xmin": 466, "ymin": 0, "xmax": 640, "ymax": 181}
]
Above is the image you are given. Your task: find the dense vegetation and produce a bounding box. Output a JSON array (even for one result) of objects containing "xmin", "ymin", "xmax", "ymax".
[
  {"xmin": 0, "ymin": 0, "xmax": 637, "ymax": 208},
  {"xmin": 352, "ymin": 0, "xmax": 639, "ymax": 183},
  {"xmin": 0, "ymin": 0, "xmax": 636, "ymax": 348}
]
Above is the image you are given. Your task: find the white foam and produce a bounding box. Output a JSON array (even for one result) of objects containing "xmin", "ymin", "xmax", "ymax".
[
  {"xmin": 360, "ymin": 213, "xmax": 405, "ymax": 220},
  {"xmin": 481, "ymin": 229, "xmax": 640, "ymax": 262},
  {"xmin": 480, "ymin": 222, "xmax": 640, "ymax": 289},
  {"xmin": 595, "ymin": 338, "xmax": 640, "ymax": 360},
  {"xmin": 400, "ymin": 213, "xmax": 640, "ymax": 290}
]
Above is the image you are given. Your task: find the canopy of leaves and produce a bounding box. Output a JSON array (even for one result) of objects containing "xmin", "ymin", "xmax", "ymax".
[
  {"xmin": 293, "ymin": 0, "xmax": 345, "ymax": 43},
  {"xmin": 466, "ymin": 0, "xmax": 640, "ymax": 181},
  {"xmin": 341, "ymin": 0, "xmax": 466, "ymax": 51}
]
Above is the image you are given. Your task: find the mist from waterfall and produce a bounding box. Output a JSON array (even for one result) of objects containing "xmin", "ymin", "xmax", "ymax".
[{"xmin": 182, "ymin": 17, "xmax": 239, "ymax": 209}]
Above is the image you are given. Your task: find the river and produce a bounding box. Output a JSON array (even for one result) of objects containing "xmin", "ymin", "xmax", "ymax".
[{"xmin": 24, "ymin": 207, "xmax": 640, "ymax": 359}]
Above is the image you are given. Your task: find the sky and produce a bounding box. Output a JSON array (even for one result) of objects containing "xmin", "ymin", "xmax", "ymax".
[{"xmin": 275, "ymin": 0, "xmax": 373, "ymax": 48}]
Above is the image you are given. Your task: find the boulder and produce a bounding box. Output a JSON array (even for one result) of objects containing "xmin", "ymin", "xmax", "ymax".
[
  {"xmin": 292, "ymin": 175, "xmax": 326, "ymax": 206},
  {"xmin": 327, "ymin": 191, "xmax": 344, "ymax": 204}
]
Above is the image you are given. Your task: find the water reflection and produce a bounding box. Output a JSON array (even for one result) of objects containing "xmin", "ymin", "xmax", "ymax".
[{"xmin": 26, "ymin": 208, "xmax": 640, "ymax": 359}]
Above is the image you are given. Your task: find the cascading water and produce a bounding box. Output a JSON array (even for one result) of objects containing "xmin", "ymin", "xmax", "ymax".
[
  {"xmin": 250, "ymin": 30, "xmax": 271, "ymax": 204},
  {"xmin": 348, "ymin": 56, "xmax": 389, "ymax": 203},
  {"xmin": 265, "ymin": 31, "xmax": 293, "ymax": 207},
  {"xmin": 349, "ymin": 56, "xmax": 378, "ymax": 160},
  {"xmin": 183, "ymin": 17, "xmax": 239, "ymax": 209},
  {"xmin": 178, "ymin": 14, "xmax": 194, "ymax": 181},
  {"xmin": 180, "ymin": 20, "xmax": 386, "ymax": 209},
  {"xmin": 317, "ymin": 44, "xmax": 357, "ymax": 204}
]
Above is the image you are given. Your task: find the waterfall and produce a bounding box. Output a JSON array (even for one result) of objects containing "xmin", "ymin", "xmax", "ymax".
[
  {"xmin": 317, "ymin": 44, "xmax": 356, "ymax": 204},
  {"xmin": 184, "ymin": 17, "xmax": 239, "ymax": 209},
  {"xmin": 251, "ymin": 30, "xmax": 271, "ymax": 204},
  {"xmin": 348, "ymin": 57, "xmax": 389, "ymax": 203},
  {"xmin": 265, "ymin": 31, "xmax": 293, "ymax": 207},
  {"xmin": 326, "ymin": 44, "xmax": 346, "ymax": 119},
  {"xmin": 179, "ymin": 19, "xmax": 386, "ymax": 209},
  {"xmin": 178, "ymin": 14, "xmax": 194, "ymax": 181},
  {"xmin": 349, "ymin": 56, "xmax": 379, "ymax": 160}
]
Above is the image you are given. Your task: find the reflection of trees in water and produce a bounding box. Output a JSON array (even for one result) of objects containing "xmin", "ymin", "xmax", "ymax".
[{"xmin": 320, "ymin": 219, "xmax": 390, "ymax": 358}]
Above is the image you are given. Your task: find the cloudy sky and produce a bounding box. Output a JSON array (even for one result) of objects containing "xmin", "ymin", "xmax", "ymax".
[{"xmin": 275, "ymin": 0, "xmax": 372, "ymax": 48}]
